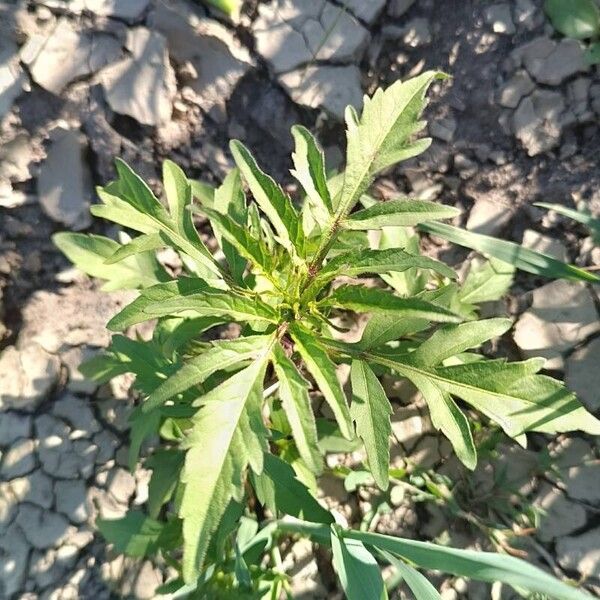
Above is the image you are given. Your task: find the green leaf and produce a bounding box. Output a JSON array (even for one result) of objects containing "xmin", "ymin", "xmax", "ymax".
[
  {"xmin": 369, "ymin": 352, "xmax": 600, "ymax": 439},
  {"xmin": 409, "ymin": 318, "xmax": 512, "ymax": 367},
  {"xmin": 420, "ymin": 221, "xmax": 599, "ymax": 282},
  {"xmin": 304, "ymin": 248, "xmax": 455, "ymax": 300},
  {"xmin": 289, "ymin": 323, "xmax": 353, "ymax": 440},
  {"xmin": 585, "ymin": 40, "xmax": 600, "ymax": 64},
  {"xmin": 212, "ymin": 168, "xmax": 248, "ymax": 283},
  {"xmin": 129, "ymin": 407, "xmax": 162, "ymax": 471},
  {"xmin": 458, "ymin": 257, "xmax": 515, "ymax": 306},
  {"xmin": 350, "ymin": 360, "xmax": 392, "ymax": 490},
  {"xmin": 379, "ymin": 551, "xmax": 442, "ymax": 599},
  {"xmin": 108, "ymin": 278, "xmax": 279, "ymax": 331},
  {"xmin": 252, "ymin": 453, "xmax": 333, "ymax": 524},
  {"xmin": 97, "ymin": 160, "xmax": 221, "ymax": 277},
  {"xmin": 97, "ymin": 510, "xmax": 170, "ymax": 558},
  {"xmin": 323, "ymin": 285, "xmax": 461, "ymax": 323},
  {"xmin": 291, "ymin": 125, "xmax": 333, "ymax": 214},
  {"xmin": 345, "ymin": 529, "xmax": 594, "ymax": 600},
  {"xmin": 180, "ymin": 356, "xmax": 269, "ymax": 582},
  {"xmin": 345, "ymin": 199, "xmax": 460, "ymax": 230},
  {"xmin": 337, "ymin": 71, "xmax": 445, "ymax": 217},
  {"xmin": 535, "ymin": 202, "xmax": 600, "ymax": 241},
  {"xmin": 331, "ymin": 527, "xmax": 386, "ymax": 600},
  {"xmin": 104, "ymin": 233, "xmax": 164, "ymax": 264},
  {"xmin": 52, "ymin": 233, "xmax": 169, "ymax": 290},
  {"xmin": 230, "ymin": 140, "xmax": 304, "ymax": 257},
  {"xmin": 271, "ymin": 343, "xmax": 323, "ymax": 474},
  {"xmin": 544, "ymin": 0, "xmax": 600, "ymax": 39},
  {"xmin": 203, "ymin": 0, "xmax": 240, "ymax": 18},
  {"xmin": 146, "ymin": 449, "xmax": 184, "ymax": 518},
  {"xmin": 359, "ymin": 313, "xmax": 429, "ymax": 350},
  {"xmin": 198, "ymin": 206, "xmax": 272, "ymax": 275},
  {"xmin": 145, "ymin": 335, "xmax": 274, "ymax": 411}
]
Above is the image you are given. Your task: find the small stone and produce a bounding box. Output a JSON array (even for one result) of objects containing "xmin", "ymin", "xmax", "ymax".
[
  {"xmin": 0, "ymin": 413, "xmax": 32, "ymax": 447},
  {"xmin": 514, "ymin": 0, "xmax": 538, "ymax": 29},
  {"xmin": 20, "ymin": 19, "xmax": 121, "ymax": 94},
  {"xmin": 70, "ymin": 0, "xmax": 149, "ymax": 21},
  {"xmin": 0, "ymin": 523, "xmax": 30, "ymax": 597},
  {"xmin": 498, "ymin": 70, "xmax": 534, "ymax": 109},
  {"xmin": 401, "ymin": 17, "xmax": 431, "ymax": 47},
  {"xmin": 556, "ymin": 527, "xmax": 600, "ymax": 578},
  {"xmin": 279, "ymin": 65, "xmax": 363, "ymax": 119},
  {"xmin": 133, "ymin": 561, "xmax": 163, "ymax": 599},
  {"xmin": 512, "ymin": 90, "xmax": 565, "ymax": 156},
  {"xmin": 1, "ymin": 438, "xmax": 36, "ymax": 480},
  {"xmin": 9, "ymin": 470, "xmax": 54, "ymax": 508},
  {"xmin": 38, "ymin": 127, "xmax": 93, "ymax": 231},
  {"xmin": 514, "ymin": 280, "xmax": 600, "ymax": 369},
  {"xmin": 0, "ymin": 343, "xmax": 60, "ymax": 411},
  {"xmin": 16, "ymin": 505, "xmax": 70, "ymax": 549},
  {"xmin": 534, "ymin": 484, "xmax": 587, "ymax": 541},
  {"xmin": 566, "ymin": 337, "xmax": 600, "ymax": 412},
  {"xmin": 52, "ymin": 394, "xmax": 101, "ymax": 436},
  {"xmin": 55, "ymin": 479, "xmax": 89, "ymax": 524},
  {"xmin": 484, "ymin": 4, "xmax": 515, "ymax": 35},
  {"xmin": 430, "ymin": 116, "xmax": 457, "ymax": 143},
  {"xmin": 562, "ymin": 463, "xmax": 600, "ymax": 503},
  {"xmin": 522, "ymin": 229, "xmax": 569, "ymax": 262},
  {"xmin": 254, "ymin": 0, "xmax": 369, "ymax": 74},
  {"xmin": 466, "ymin": 197, "xmax": 513, "ymax": 236},
  {"xmin": 0, "ymin": 42, "xmax": 27, "ymax": 118},
  {"xmin": 93, "ymin": 429, "xmax": 121, "ymax": 464},
  {"xmin": 388, "ymin": 0, "xmax": 415, "ymax": 17},
  {"xmin": 107, "ymin": 468, "xmax": 136, "ymax": 504},
  {"xmin": 340, "ymin": 0, "xmax": 386, "ymax": 24},
  {"xmin": 150, "ymin": 5, "xmax": 254, "ymax": 123},
  {"xmin": 523, "ymin": 38, "xmax": 588, "ymax": 86},
  {"xmin": 29, "ymin": 548, "xmax": 65, "ymax": 589},
  {"xmin": 102, "ymin": 27, "xmax": 176, "ymax": 126},
  {"xmin": 0, "ymin": 133, "xmax": 33, "ymax": 183}
]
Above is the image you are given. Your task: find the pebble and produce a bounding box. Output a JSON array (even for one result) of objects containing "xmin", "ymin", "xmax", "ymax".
[
  {"xmin": 38, "ymin": 127, "xmax": 93, "ymax": 231},
  {"xmin": 1, "ymin": 438, "xmax": 36, "ymax": 480},
  {"xmin": 430, "ymin": 116, "xmax": 457, "ymax": 143},
  {"xmin": 0, "ymin": 523, "xmax": 31, "ymax": 596},
  {"xmin": 0, "ymin": 413, "xmax": 32, "ymax": 447},
  {"xmin": 52, "ymin": 394, "xmax": 101, "ymax": 437},
  {"xmin": 534, "ymin": 483, "xmax": 587, "ymax": 541},
  {"xmin": 20, "ymin": 19, "xmax": 121, "ymax": 95},
  {"xmin": 55, "ymin": 479, "xmax": 89, "ymax": 524},
  {"xmin": 484, "ymin": 3, "xmax": 515, "ymax": 35},
  {"xmin": 150, "ymin": 4, "xmax": 254, "ymax": 123},
  {"xmin": 0, "ymin": 343, "xmax": 60, "ymax": 412},
  {"xmin": 514, "ymin": 280, "xmax": 600, "ymax": 369},
  {"xmin": 522, "ymin": 229, "xmax": 569, "ymax": 262},
  {"xmin": 254, "ymin": 0, "xmax": 369, "ymax": 74},
  {"xmin": 566, "ymin": 337, "xmax": 600, "ymax": 412},
  {"xmin": 102, "ymin": 27, "xmax": 176, "ymax": 126},
  {"xmin": 388, "ymin": 0, "xmax": 415, "ymax": 18},
  {"xmin": 556, "ymin": 527, "xmax": 600, "ymax": 578},
  {"xmin": 401, "ymin": 17, "xmax": 432, "ymax": 47},
  {"xmin": 466, "ymin": 196, "xmax": 513, "ymax": 236},
  {"xmin": 9, "ymin": 470, "xmax": 54, "ymax": 509},
  {"xmin": 16, "ymin": 505, "xmax": 70, "ymax": 550},
  {"xmin": 279, "ymin": 65, "xmax": 363, "ymax": 119},
  {"xmin": 498, "ymin": 70, "xmax": 534, "ymax": 109}
]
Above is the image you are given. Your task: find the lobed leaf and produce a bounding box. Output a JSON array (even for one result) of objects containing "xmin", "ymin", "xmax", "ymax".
[
  {"xmin": 271, "ymin": 343, "xmax": 323, "ymax": 474},
  {"xmin": 145, "ymin": 335, "xmax": 274, "ymax": 412},
  {"xmin": 350, "ymin": 360, "xmax": 392, "ymax": 490},
  {"xmin": 230, "ymin": 140, "xmax": 305, "ymax": 258},
  {"xmin": 53, "ymin": 233, "xmax": 169, "ymax": 290},
  {"xmin": 180, "ymin": 356, "xmax": 269, "ymax": 582},
  {"xmin": 337, "ymin": 71, "xmax": 445, "ymax": 218},
  {"xmin": 291, "ymin": 125, "xmax": 333, "ymax": 214},
  {"xmin": 322, "ymin": 285, "xmax": 462, "ymax": 323},
  {"xmin": 345, "ymin": 199, "xmax": 460, "ymax": 230},
  {"xmin": 289, "ymin": 323, "xmax": 353, "ymax": 440}
]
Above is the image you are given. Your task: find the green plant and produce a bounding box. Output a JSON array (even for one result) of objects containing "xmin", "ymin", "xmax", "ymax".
[
  {"xmin": 54, "ymin": 72, "xmax": 599, "ymax": 599},
  {"xmin": 545, "ymin": 0, "xmax": 600, "ymax": 64}
]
